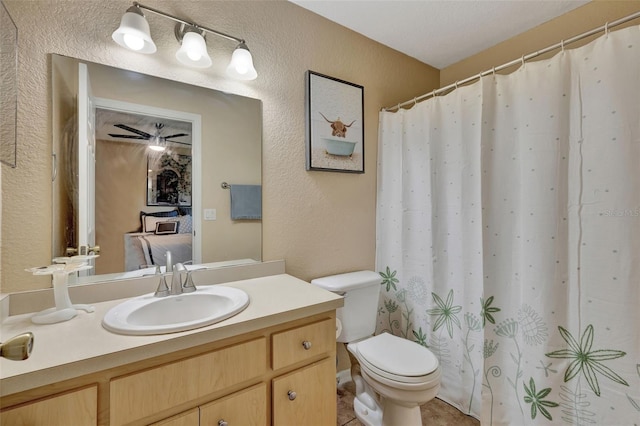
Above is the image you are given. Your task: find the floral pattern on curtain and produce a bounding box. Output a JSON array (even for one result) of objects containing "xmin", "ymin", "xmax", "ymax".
[{"xmin": 376, "ymin": 25, "xmax": 639, "ymax": 425}]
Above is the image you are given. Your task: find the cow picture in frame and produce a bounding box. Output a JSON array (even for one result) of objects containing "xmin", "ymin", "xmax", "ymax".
[{"xmin": 305, "ymin": 71, "xmax": 364, "ymax": 173}]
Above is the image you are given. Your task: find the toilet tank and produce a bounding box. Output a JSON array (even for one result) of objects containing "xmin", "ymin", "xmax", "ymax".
[{"xmin": 311, "ymin": 270, "xmax": 381, "ymax": 343}]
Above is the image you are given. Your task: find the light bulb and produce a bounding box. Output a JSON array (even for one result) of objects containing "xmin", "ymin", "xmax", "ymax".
[
  {"xmin": 226, "ymin": 43, "xmax": 257, "ymax": 80},
  {"xmin": 123, "ymin": 33, "xmax": 145, "ymax": 51},
  {"xmin": 175, "ymin": 31, "xmax": 211, "ymax": 68},
  {"xmin": 111, "ymin": 6, "xmax": 156, "ymax": 54},
  {"xmin": 187, "ymin": 50, "xmax": 202, "ymax": 61}
]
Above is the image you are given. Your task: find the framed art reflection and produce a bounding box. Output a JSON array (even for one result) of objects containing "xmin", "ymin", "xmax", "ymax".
[{"xmin": 147, "ymin": 152, "xmax": 192, "ymax": 206}]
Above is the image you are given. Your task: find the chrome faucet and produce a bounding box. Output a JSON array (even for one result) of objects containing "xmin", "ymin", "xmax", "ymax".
[
  {"xmin": 170, "ymin": 263, "xmax": 187, "ymax": 295},
  {"xmin": 165, "ymin": 251, "xmax": 173, "ymax": 273},
  {"xmin": 168, "ymin": 263, "xmax": 197, "ymax": 295},
  {"xmin": 154, "ymin": 262, "xmax": 197, "ymax": 297}
]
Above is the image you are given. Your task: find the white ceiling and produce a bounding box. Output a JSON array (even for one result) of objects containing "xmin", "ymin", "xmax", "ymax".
[{"xmin": 290, "ymin": 0, "xmax": 589, "ymax": 69}]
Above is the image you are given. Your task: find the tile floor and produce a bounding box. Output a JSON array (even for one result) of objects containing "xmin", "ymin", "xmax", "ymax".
[{"xmin": 337, "ymin": 381, "xmax": 480, "ymax": 426}]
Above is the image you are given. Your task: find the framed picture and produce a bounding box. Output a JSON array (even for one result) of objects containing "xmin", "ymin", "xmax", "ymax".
[
  {"xmin": 306, "ymin": 71, "xmax": 364, "ymax": 173},
  {"xmin": 147, "ymin": 153, "xmax": 192, "ymax": 206}
]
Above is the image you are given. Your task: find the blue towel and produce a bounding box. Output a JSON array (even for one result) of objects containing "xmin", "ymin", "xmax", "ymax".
[{"xmin": 230, "ymin": 184, "xmax": 262, "ymax": 220}]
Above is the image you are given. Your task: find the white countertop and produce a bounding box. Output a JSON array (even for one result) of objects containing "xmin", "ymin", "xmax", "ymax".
[{"xmin": 0, "ymin": 273, "xmax": 343, "ymax": 397}]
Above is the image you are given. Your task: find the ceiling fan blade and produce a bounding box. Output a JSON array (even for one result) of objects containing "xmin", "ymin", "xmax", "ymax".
[
  {"xmin": 163, "ymin": 133, "xmax": 189, "ymax": 139},
  {"xmin": 166, "ymin": 140, "xmax": 192, "ymax": 145},
  {"xmin": 114, "ymin": 124, "xmax": 152, "ymax": 138},
  {"xmin": 108, "ymin": 133, "xmax": 146, "ymax": 139}
]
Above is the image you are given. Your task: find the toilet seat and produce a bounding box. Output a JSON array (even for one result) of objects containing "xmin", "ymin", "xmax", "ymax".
[{"xmin": 355, "ymin": 333, "xmax": 439, "ymax": 384}]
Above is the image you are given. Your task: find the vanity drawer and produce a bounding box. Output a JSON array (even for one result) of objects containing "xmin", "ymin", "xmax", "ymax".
[
  {"xmin": 271, "ymin": 318, "xmax": 335, "ymax": 370},
  {"xmin": 110, "ymin": 337, "xmax": 267, "ymax": 426},
  {"xmin": 200, "ymin": 383, "xmax": 267, "ymax": 426}
]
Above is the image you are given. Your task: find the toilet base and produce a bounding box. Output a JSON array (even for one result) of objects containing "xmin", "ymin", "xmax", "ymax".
[
  {"xmin": 353, "ymin": 391, "xmax": 424, "ymax": 426},
  {"xmin": 353, "ymin": 392, "xmax": 383, "ymax": 426},
  {"xmin": 381, "ymin": 398, "xmax": 422, "ymax": 426}
]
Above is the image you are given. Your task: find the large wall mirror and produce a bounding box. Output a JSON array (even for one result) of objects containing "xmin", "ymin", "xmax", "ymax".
[{"xmin": 52, "ymin": 55, "xmax": 262, "ymax": 284}]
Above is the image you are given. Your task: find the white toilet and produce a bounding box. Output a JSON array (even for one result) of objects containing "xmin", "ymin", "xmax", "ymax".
[{"xmin": 311, "ymin": 271, "xmax": 441, "ymax": 426}]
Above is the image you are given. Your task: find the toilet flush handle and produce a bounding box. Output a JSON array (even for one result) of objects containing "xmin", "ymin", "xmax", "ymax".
[
  {"xmin": 218, "ymin": 420, "xmax": 228, "ymax": 426},
  {"xmin": 302, "ymin": 340, "xmax": 312, "ymax": 350},
  {"xmin": 288, "ymin": 390, "xmax": 297, "ymax": 401}
]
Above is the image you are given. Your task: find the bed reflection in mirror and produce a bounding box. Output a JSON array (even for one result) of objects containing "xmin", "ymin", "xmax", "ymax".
[
  {"xmin": 51, "ymin": 55, "xmax": 262, "ymax": 284},
  {"xmin": 96, "ymin": 108, "xmax": 194, "ymax": 274}
]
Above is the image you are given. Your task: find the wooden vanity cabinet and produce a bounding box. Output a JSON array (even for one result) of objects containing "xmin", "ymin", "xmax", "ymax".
[{"xmin": 0, "ymin": 311, "xmax": 337, "ymax": 426}]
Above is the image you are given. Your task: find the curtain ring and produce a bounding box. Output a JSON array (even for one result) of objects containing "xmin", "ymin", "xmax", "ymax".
[
  {"xmin": 413, "ymin": 97, "xmax": 417, "ymax": 106},
  {"xmin": 431, "ymin": 89, "xmax": 436, "ymax": 98},
  {"xmin": 521, "ymin": 55, "xmax": 525, "ymax": 67},
  {"xmin": 455, "ymin": 81, "xmax": 459, "ymax": 89},
  {"xmin": 560, "ymin": 39, "xmax": 565, "ymax": 52},
  {"xmin": 396, "ymin": 103, "xmax": 400, "ymax": 111},
  {"xmin": 605, "ymin": 21, "xmax": 609, "ymax": 36},
  {"xmin": 492, "ymin": 66, "xmax": 496, "ymax": 76}
]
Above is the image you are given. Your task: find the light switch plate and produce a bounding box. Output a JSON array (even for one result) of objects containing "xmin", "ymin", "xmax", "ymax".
[{"xmin": 204, "ymin": 209, "xmax": 217, "ymax": 220}]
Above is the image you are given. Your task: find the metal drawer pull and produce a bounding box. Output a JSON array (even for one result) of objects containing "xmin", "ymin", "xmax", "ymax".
[
  {"xmin": 218, "ymin": 420, "xmax": 228, "ymax": 426},
  {"xmin": 288, "ymin": 390, "xmax": 297, "ymax": 400},
  {"xmin": 302, "ymin": 340, "xmax": 312, "ymax": 350}
]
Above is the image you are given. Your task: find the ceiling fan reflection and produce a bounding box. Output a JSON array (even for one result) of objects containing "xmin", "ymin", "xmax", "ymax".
[{"xmin": 108, "ymin": 122, "xmax": 190, "ymax": 151}]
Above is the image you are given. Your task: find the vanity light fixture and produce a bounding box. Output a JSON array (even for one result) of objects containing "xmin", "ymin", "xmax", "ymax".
[
  {"xmin": 111, "ymin": 5, "xmax": 157, "ymax": 54},
  {"xmin": 112, "ymin": 2, "xmax": 257, "ymax": 80},
  {"xmin": 175, "ymin": 25, "xmax": 212, "ymax": 68},
  {"xmin": 226, "ymin": 42, "xmax": 258, "ymax": 81}
]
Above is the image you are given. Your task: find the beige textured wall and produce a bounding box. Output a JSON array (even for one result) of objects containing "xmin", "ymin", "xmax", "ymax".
[
  {"xmin": 441, "ymin": 1, "xmax": 640, "ymax": 87},
  {"xmin": 1, "ymin": 1, "xmax": 439, "ymax": 293}
]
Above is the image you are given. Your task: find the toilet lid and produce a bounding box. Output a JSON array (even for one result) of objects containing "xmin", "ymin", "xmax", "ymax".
[{"xmin": 356, "ymin": 333, "xmax": 438, "ymax": 382}]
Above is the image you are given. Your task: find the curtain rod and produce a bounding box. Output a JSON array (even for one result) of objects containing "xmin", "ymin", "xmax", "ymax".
[{"xmin": 383, "ymin": 10, "xmax": 640, "ymax": 112}]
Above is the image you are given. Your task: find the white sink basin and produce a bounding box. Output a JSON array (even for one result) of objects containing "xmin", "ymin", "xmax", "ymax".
[{"xmin": 102, "ymin": 286, "xmax": 249, "ymax": 335}]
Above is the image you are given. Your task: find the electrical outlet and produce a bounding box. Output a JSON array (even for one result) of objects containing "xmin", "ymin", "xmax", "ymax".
[{"xmin": 204, "ymin": 209, "xmax": 217, "ymax": 220}]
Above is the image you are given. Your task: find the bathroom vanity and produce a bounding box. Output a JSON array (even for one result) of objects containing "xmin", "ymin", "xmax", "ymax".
[{"xmin": 0, "ymin": 263, "xmax": 343, "ymax": 425}]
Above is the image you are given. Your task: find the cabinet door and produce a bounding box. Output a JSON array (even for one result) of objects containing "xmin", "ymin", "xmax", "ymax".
[
  {"xmin": 0, "ymin": 385, "xmax": 97, "ymax": 426},
  {"xmin": 272, "ymin": 357, "xmax": 336, "ymax": 426},
  {"xmin": 151, "ymin": 407, "xmax": 199, "ymax": 426},
  {"xmin": 200, "ymin": 383, "xmax": 267, "ymax": 426}
]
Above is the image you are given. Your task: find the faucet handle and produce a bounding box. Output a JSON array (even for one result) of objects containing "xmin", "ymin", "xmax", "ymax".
[
  {"xmin": 154, "ymin": 274, "xmax": 170, "ymax": 297},
  {"xmin": 182, "ymin": 271, "xmax": 197, "ymax": 293}
]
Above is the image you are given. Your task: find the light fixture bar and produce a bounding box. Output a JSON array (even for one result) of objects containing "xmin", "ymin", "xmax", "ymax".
[{"xmin": 133, "ymin": 1, "xmax": 244, "ymax": 44}]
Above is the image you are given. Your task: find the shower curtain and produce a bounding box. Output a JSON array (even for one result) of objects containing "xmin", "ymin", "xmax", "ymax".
[{"xmin": 376, "ymin": 25, "xmax": 639, "ymax": 425}]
